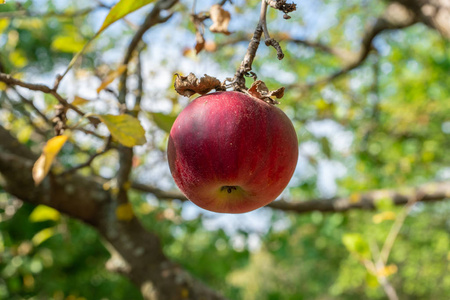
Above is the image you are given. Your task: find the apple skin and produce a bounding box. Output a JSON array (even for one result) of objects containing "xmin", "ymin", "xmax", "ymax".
[{"xmin": 168, "ymin": 91, "xmax": 298, "ymax": 213}]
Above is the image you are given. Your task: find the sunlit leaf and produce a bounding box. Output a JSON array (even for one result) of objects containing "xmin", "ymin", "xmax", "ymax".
[
  {"xmin": 372, "ymin": 211, "xmax": 396, "ymax": 224},
  {"xmin": 98, "ymin": 114, "xmax": 146, "ymax": 147},
  {"xmin": 377, "ymin": 264, "xmax": 398, "ymax": 277},
  {"xmin": 365, "ymin": 272, "xmax": 379, "ymax": 288},
  {"xmin": 149, "ymin": 112, "xmax": 177, "ymax": 133},
  {"xmin": 0, "ymin": 19, "xmax": 9, "ymax": 33},
  {"xmin": 32, "ymin": 135, "xmax": 69, "ymax": 186},
  {"xmin": 32, "ymin": 227, "xmax": 57, "ymax": 246},
  {"xmin": 9, "ymin": 50, "xmax": 28, "ymax": 68},
  {"xmin": 51, "ymin": 35, "xmax": 86, "ymax": 53},
  {"xmin": 374, "ymin": 196, "xmax": 395, "ymax": 211},
  {"xmin": 342, "ymin": 233, "xmax": 371, "ymax": 259},
  {"xmin": 96, "ymin": 65, "xmax": 127, "ymax": 93},
  {"xmin": 17, "ymin": 125, "xmax": 33, "ymax": 143},
  {"xmin": 72, "ymin": 96, "xmax": 90, "ymax": 106},
  {"xmin": 97, "ymin": 0, "xmax": 156, "ymax": 34},
  {"xmin": 116, "ymin": 203, "xmax": 134, "ymax": 221},
  {"xmin": 29, "ymin": 205, "xmax": 61, "ymax": 222},
  {"xmin": 320, "ymin": 137, "xmax": 331, "ymax": 158}
]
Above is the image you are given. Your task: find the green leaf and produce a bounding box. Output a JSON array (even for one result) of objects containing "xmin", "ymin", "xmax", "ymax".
[
  {"xmin": 97, "ymin": 0, "xmax": 156, "ymax": 34},
  {"xmin": 365, "ymin": 271, "xmax": 379, "ymax": 288},
  {"xmin": 150, "ymin": 112, "xmax": 177, "ymax": 133},
  {"xmin": 320, "ymin": 137, "xmax": 331, "ymax": 158},
  {"xmin": 98, "ymin": 114, "xmax": 146, "ymax": 147},
  {"xmin": 29, "ymin": 205, "xmax": 61, "ymax": 222},
  {"xmin": 342, "ymin": 233, "xmax": 371, "ymax": 259},
  {"xmin": 374, "ymin": 197, "xmax": 395, "ymax": 211},
  {"xmin": 51, "ymin": 35, "xmax": 86, "ymax": 53}
]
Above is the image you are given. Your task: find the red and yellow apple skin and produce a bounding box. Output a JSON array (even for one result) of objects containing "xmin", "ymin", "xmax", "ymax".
[{"xmin": 168, "ymin": 91, "xmax": 298, "ymax": 213}]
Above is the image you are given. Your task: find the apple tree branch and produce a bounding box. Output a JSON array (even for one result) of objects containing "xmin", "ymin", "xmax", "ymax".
[{"xmin": 131, "ymin": 181, "xmax": 450, "ymax": 214}]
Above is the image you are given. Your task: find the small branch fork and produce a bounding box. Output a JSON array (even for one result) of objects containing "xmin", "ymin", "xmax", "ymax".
[
  {"xmin": 175, "ymin": 0, "xmax": 295, "ymax": 99},
  {"xmin": 228, "ymin": 0, "xmax": 296, "ymax": 91}
]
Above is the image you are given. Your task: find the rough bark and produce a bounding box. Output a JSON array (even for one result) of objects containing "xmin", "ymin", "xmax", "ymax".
[
  {"xmin": 394, "ymin": 0, "xmax": 450, "ymax": 38},
  {"xmin": 0, "ymin": 125, "xmax": 226, "ymax": 300}
]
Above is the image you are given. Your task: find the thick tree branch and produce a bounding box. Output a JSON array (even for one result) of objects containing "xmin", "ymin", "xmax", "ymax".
[
  {"xmin": 394, "ymin": 0, "xmax": 450, "ymax": 39},
  {"xmin": 0, "ymin": 126, "xmax": 227, "ymax": 300},
  {"xmin": 301, "ymin": 2, "xmax": 418, "ymax": 88},
  {"xmin": 131, "ymin": 181, "xmax": 450, "ymax": 214},
  {"xmin": 116, "ymin": 0, "xmax": 179, "ymax": 207}
]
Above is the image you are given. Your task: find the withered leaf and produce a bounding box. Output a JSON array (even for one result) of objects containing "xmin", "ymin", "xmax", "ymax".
[
  {"xmin": 248, "ymin": 80, "xmax": 285, "ymax": 104},
  {"xmin": 209, "ymin": 4, "xmax": 231, "ymax": 35},
  {"xmin": 195, "ymin": 31, "xmax": 205, "ymax": 54},
  {"xmin": 174, "ymin": 73, "xmax": 225, "ymax": 97}
]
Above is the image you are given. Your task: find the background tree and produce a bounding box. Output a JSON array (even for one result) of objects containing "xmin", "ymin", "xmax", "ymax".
[{"xmin": 0, "ymin": 0, "xmax": 449, "ymax": 299}]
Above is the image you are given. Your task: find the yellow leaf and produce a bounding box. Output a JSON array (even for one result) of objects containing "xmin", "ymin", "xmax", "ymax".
[
  {"xmin": 98, "ymin": 114, "xmax": 146, "ymax": 147},
  {"xmin": 349, "ymin": 193, "xmax": 361, "ymax": 203},
  {"xmin": 72, "ymin": 96, "xmax": 90, "ymax": 106},
  {"xmin": 15, "ymin": 18, "xmax": 44, "ymax": 30},
  {"xmin": 32, "ymin": 135, "xmax": 69, "ymax": 185},
  {"xmin": 96, "ymin": 65, "xmax": 127, "ymax": 93},
  {"xmin": 377, "ymin": 264, "xmax": 398, "ymax": 277},
  {"xmin": 97, "ymin": 0, "xmax": 156, "ymax": 34},
  {"xmin": 23, "ymin": 274, "xmax": 35, "ymax": 289},
  {"xmin": 29, "ymin": 205, "xmax": 60, "ymax": 222},
  {"xmin": 365, "ymin": 272, "xmax": 379, "ymax": 288},
  {"xmin": 17, "ymin": 125, "xmax": 33, "ymax": 143},
  {"xmin": 51, "ymin": 35, "xmax": 86, "ymax": 53},
  {"xmin": 32, "ymin": 227, "xmax": 56, "ymax": 246},
  {"xmin": 116, "ymin": 203, "xmax": 134, "ymax": 221},
  {"xmin": 0, "ymin": 19, "xmax": 9, "ymax": 33},
  {"xmin": 372, "ymin": 211, "xmax": 396, "ymax": 224},
  {"xmin": 9, "ymin": 50, "xmax": 28, "ymax": 68}
]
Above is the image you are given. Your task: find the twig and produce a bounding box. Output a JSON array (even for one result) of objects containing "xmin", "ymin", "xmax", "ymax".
[
  {"xmin": 132, "ymin": 49, "xmax": 144, "ymax": 117},
  {"xmin": 368, "ymin": 240, "xmax": 399, "ymax": 300},
  {"xmin": 379, "ymin": 191, "xmax": 424, "ymax": 264},
  {"xmin": 62, "ymin": 136, "xmax": 113, "ymax": 175},
  {"xmin": 11, "ymin": 87, "xmax": 52, "ymax": 126},
  {"xmin": 0, "ymin": 7, "xmax": 98, "ymax": 19},
  {"xmin": 118, "ymin": 0, "xmax": 179, "ymax": 104},
  {"xmin": 230, "ymin": 0, "xmax": 294, "ymax": 90},
  {"xmin": 0, "ymin": 73, "xmax": 90, "ymax": 120},
  {"xmin": 260, "ymin": 1, "xmax": 284, "ymax": 60},
  {"xmin": 291, "ymin": 2, "xmax": 417, "ymax": 90},
  {"xmin": 0, "ymin": 93, "xmax": 47, "ymax": 137}
]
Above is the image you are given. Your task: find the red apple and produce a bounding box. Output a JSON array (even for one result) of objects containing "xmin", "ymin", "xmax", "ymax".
[{"xmin": 168, "ymin": 91, "xmax": 298, "ymax": 213}]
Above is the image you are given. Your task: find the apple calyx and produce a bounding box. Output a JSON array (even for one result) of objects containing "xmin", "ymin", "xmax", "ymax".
[{"xmin": 221, "ymin": 186, "xmax": 238, "ymax": 193}]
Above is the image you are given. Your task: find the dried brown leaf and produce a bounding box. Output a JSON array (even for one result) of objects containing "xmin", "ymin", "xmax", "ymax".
[
  {"xmin": 209, "ymin": 4, "xmax": 231, "ymax": 35},
  {"xmin": 247, "ymin": 80, "xmax": 285, "ymax": 104},
  {"xmin": 195, "ymin": 31, "xmax": 205, "ymax": 54},
  {"xmin": 174, "ymin": 73, "xmax": 224, "ymax": 97}
]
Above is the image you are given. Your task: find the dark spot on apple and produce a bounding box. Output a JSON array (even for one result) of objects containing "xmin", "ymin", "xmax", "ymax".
[{"xmin": 221, "ymin": 186, "xmax": 237, "ymax": 193}]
